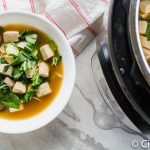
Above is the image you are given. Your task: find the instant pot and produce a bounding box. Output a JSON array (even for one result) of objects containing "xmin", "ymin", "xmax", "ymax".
[{"xmin": 92, "ymin": 0, "xmax": 150, "ymax": 136}]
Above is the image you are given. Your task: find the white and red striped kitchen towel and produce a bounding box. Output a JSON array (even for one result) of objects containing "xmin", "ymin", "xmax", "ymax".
[{"xmin": 0, "ymin": 0, "xmax": 110, "ymax": 57}]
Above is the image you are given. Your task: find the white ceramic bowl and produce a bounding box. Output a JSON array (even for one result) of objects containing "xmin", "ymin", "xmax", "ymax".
[{"xmin": 0, "ymin": 11, "xmax": 75, "ymax": 134}]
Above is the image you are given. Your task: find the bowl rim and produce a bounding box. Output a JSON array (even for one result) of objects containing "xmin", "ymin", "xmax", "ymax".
[{"xmin": 0, "ymin": 11, "xmax": 76, "ymax": 134}]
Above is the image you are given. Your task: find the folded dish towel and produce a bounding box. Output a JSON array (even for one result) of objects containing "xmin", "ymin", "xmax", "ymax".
[{"xmin": 0, "ymin": 0, "xmax": 110, "ymax": 57}]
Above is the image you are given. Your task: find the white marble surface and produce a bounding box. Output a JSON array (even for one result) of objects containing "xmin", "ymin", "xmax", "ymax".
[{"xmin": 0, "ymin": 39, "xmax": 147, "ymax": 150}]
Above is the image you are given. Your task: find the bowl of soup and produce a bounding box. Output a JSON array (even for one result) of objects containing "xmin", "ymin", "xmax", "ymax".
[{"xmin": 0, "ymin": 11, "xmax": 75, "ymax": 134}]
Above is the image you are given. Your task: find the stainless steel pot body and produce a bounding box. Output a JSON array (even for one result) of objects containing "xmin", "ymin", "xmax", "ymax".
[
  {"xmin": 96, "ymin": 0, "xmax": 150, "ymax": 134},
  {"xmin": 129, "ymin": 0, "xmax": 150, "ymax": 86}
]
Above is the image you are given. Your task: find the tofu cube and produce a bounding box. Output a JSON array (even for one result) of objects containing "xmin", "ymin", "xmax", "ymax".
[
  {"xmin": 0, "ymin": 64, "xmax": 13, "ymax": 76},
  {"xmin": 4, "ymin": 55, "xmax": 14, "ymax": 64},
  {"xmin": 3, "ymin": 31, "xmax": 19, "ymax": 42},
  {"xmin": 146, "ymin": 55, "xmax": 150, "ymax": 64},
  {"xmin": 39, "ymin": 62, "xmax": 49, "ymax": 77},
  {"xmin": 140, "ymin": 35, "xmax": 150, "ymax": 49},
  {"xmin": 9, "ymin": 103, "xmax": 24, "ymax": 113},
  {"xmin": 40, "ymin": 44, "xmax": 54, "ymax": 60},
  {"xmin": 25, "ymin": 68, "xmax": 35, "ymax": 78},
  {"xmin": 140, "ymin": 0, "xmax": 150, "ymax": 14},
  {"xmin": 27, "ymin": 85, "xmax": 32, "ymax": 90},
  {"xmin": 139, "ymin": 21, "xmax": 147, "ymax": 34},
  {"xmin": 140, "ymin": 13, "xmax": 150, "ymax": 19},
  {"xmin": 12, "ymin": 82, "xmax": 26, "ymax": 94},
  {"xmin": 36, "ymin": 82, "xmax": 52, "ymax": 97},
  {"xmin": 143, "ymin": 48, "xmax": 150, "ymax": 56},
  {"xmin": 4, "ymin": 77, "xmax": 15, "ymax": 87}
]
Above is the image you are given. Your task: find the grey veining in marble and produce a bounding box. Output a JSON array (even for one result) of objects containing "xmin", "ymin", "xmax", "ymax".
[{"xmin": 0, "ymin": 39, "xmax": 147, "ymax": 150}]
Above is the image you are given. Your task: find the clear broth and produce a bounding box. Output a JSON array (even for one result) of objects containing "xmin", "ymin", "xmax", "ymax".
[{"xmin": 0, "ymin": 24, "xmax": 63, "ymax": 120}]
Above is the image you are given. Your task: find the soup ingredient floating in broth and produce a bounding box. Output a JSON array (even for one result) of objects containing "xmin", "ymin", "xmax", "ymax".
[{"xmin": 0, "ymin": 26, "xmax": 62, "ymax": 113}]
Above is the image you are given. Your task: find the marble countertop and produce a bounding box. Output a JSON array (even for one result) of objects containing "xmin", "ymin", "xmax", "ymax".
[{"xmin": 0, "ymin": 39, "xmax": 146, "ymax": 150}]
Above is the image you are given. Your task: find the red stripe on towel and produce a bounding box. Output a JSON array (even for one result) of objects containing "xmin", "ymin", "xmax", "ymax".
[
  {"xmin": 45, "ymin": 13, "xmax": 79, "ymax": 56},
  {"xmin": 71, "ymin": 47, "xmax": 79, "ymax": 57},
  {"xmin": 102, "ymin": 0, "xmax": 109, "ymax": 5},
  {"xmin": 45, "ymin": 13, "xmax": 67, "ymax": 37},
  {"xmin": 29, "ymin": 0, "xmax": 36, "ymax": 13},
  {"xmin": 41, "ymin": 0, "xmax": 46, "ymax": 8},
  {"xmin": 69, "ymin": 0, "xmax": 97, "ymax": 36},
  {"xmin": 2, "ymin": 0, "xmax": 7, "ymax": 11}
]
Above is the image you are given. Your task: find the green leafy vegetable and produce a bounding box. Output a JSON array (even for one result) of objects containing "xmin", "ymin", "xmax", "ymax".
[
  {"xmin": 17, "ymin": 41, "xmax": 27, "ymax": 49},
  {"xmin": 22, "ymin": 51, "xmax": 32, "ymax": 60},
  {"xmin": 3, "ymin": 65, "xmax": 9, "ymax": 73},
  {"xmin": 46, "ymin": 39, "xmax": 58, "ymax": 52},
  {"xmin": 0, "ymin": 84, "xmax": 9, "ymax": 90},
  {"xmin": 0, "ymin": 57, "xmax": 6, "ymax": 64},
  {"xmin": 0, "ymin": 75, "xmax": 4, "ymax": 84},
  {"xmin": 20, "ymin": 30, "xmax": 33, "ymax": 40},
  {"xmin": 51, "ymin": 55, "xmax": 62, "ymax": 66},
  {"xmin": 10, "ymin": 54, "xmax": 23, "ymax": 66},
  {"xmin": 0, "ymin": 84, "xmax": 21, "ymax": 109},
  {"xmin": 5, "ymin": 43, "xmax": 19, "ymax": 56},
  {"xmin": 31, "ymin": 70, "xmax": 43, "ymax": 87},
  {"xmin": 24, "ymin": 42, "xmax": 36, "ymax": 53},
  {"xmin": 139, "ymin": 15, "xmax": 144, "ymax": 21},
  {"xmin": 12, "ymin": 67, "xmax": 24, "ymax": 79},
  {"xmin": 23, "ymin": 89, "xmax": 36, "ymax": 102},
  {"xmin": 0, "ymin": 26, "xmax": 4, "ymax": 34},
  {"xmin": 22, "ymin": 51, "xmax": 38, "ymax": 62},
  {"xmin": 25, "ymin": 34, "xmax": 37, "ymax": 44},
  {"xmin": 21, "ymin": 59, "xmax": 36, "ymax": 71},
  {"xmin": 30, "ymin": 53, "xmax": 38, "ymax": 61},
  {"xmin": 0, "ymin": 84, "xmax": 10, "ymax": 99},
  {"xmin": 1, "ymin": 92, "xmax": 21, "ymax": 109},
  {"xmin": 146, "ymin": 23, "xmax": 150, "ymax": 40},
  {"xmin": 18, "ymin": 74, "xmax": 30, "ymax": 85}
]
